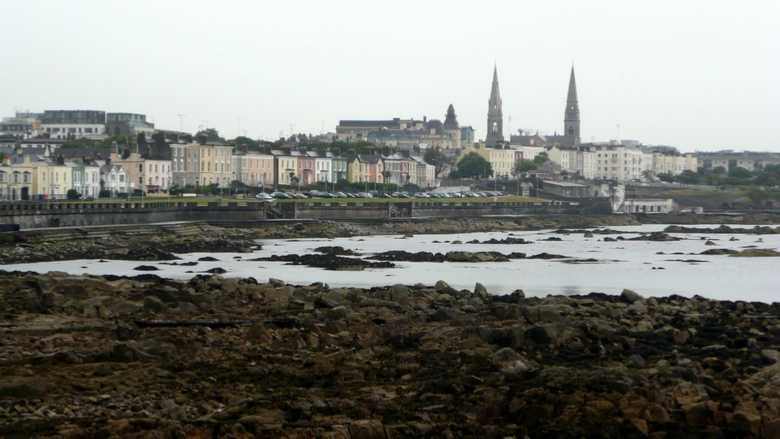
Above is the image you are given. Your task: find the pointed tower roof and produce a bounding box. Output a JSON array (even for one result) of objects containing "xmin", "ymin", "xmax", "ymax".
[
  {"xmin": 443, "ymin": 104, "xmax": 459, "ymax": 129},
  {"xmin": 486, "ymin": 64, "xmax": 504, "ymax": 145},
  {"xmin": 490, "ymin": 64, "xmax": 502, "ymax": 104},
  {"xmin": 563, "ymin": 64, "xmax": 581, "ymax": 146},
  {"xmin": 567, "ymin": 65, "xmax": 578, "ymax": 104}
]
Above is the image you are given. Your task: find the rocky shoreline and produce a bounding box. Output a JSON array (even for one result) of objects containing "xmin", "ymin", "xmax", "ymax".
[
  {"xmin": 1, "ymin": 271, "xmax": 780, "ymax": 438},
  {"xmin": 1, "ymin": 214, "xmax": 779, "ymax": 265}
]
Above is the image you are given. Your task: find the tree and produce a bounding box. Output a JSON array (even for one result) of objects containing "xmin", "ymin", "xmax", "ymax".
[
  {"xmin": 195, "ymin": 128, "xmax": 226, "ymax": 143},
  {"xmin": 381, "ymin": 170, "xmax": 392, "ymax": 187},
  {"xmin": 657, "ymin": 172, "xmax": 675, "ymax": 183},
  {"xmin": 456, "ymin": 152, "xmax": 493, "ymax": 178},
  {"xmin": 98, "ymin": 135, "xmax": 129, "ymax": 149},
  {"xmin": 676, "ymin": 170, "xmax": 700, "ymax": 184},
  {"xmin": 747, "ymin": 187, "xmax": 769, "ymax": 206},
  {"xmin": 533, "ymin": 151, "xmax": 550, "ymax": 165},
  {"xmin": 514, "ymin": 159, "xmax": 537, "ymax": 175},
  {"xmin": 232, "ymin": 136, "xmax": 260, "ymax": 151},
  {"xmin": 67, "ymin": 189, "xmax": 80, "ymax": 200},
  {"xmin": 641, "ymin": 170, "xmax": 655, "ymax": 182},
  {"xmin": 62, "ymin": 138, "xmax": 94, "ymax": 149},
  {"xmin": 755, "ymin": 165, "xmax": 780, "ymax": 186},
  {"xmin": 712, "ymin": 166, "xmax": 727, "ymax": 174},
  {"xmin": 423, "ymin": 147, "xmax": 450, "ymax": 177},
  {"xmin": 728, "ymin": 167, "xmax": 752, "ymax": 179}
]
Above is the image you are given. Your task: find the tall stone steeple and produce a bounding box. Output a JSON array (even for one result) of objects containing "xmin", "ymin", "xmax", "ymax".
[
  {"xmin": 564, "ymin": 65, "xmax": 580, "ymax": 145},
  {"xmin": 486, "ymin": 65, "xmax": 504, "ymax": 146}
]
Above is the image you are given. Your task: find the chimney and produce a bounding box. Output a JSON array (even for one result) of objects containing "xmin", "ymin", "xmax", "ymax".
[
  {"xmin": 106, "ymin": 157, "xmax": 111, "ymax": 165},
  {"xmin": 183, "ymin": 134, "xmax": 193, "ymax": 143},
  {"xmin": 198, "ymin": 134, "xmax": 207, "ymax": 145},
  {"xmin": 57, "ymin": 154, "xmax": 65, "ymax": 166},
  {"xmin": 14, "ymin": 139, "xmax": 22, "ymax": 155},
  {"xmin": 333, "ymin": 147, "xmax": 340, "ymax": 156},
  {"xmin": 2, "ymin": 156, "xmax": 9, "ymax": 165},
  {"xmin": 111, "ymin": 141, "xmax": 119, "ymax": 155}
]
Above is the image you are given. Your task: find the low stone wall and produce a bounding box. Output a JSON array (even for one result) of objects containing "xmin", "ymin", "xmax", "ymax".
[
  {"xmin": 292, "ymin": 200, "xmax": 596, "ymax": 219},
  {"xmin": 0, "ymin": 199, "xmax": 607, "ymax": 229},
  {"xmin": 0, "ymin": 202, "xmax": 263, "ymax": 229}
]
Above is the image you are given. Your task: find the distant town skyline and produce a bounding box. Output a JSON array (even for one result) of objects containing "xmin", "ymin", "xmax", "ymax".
[{"xmin": 2, "ymin": 1, "xmax": 778, "ymax": 152}]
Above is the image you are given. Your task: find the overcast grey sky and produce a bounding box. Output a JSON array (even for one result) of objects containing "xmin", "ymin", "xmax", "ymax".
[{"xmin": 3, "ymin": 1, "xmax": 778, "ymax": 152}]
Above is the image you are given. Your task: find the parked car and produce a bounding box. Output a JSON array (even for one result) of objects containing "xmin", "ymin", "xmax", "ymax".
[
  {"xmin": 414, "ymin": 192, "xmax": 430, "ymax": 199},
  {"xmin": 256, "ymin": 193, "xmax": 273, "ymax": 200},
  {"xmin": 335, "ymin": 192, "xmax": 347, "ymax": 198},
  {"xmin": 271, "ymin": 192, "xmax": 292, "ymax": 199},
  {"xmin": 318, "ymin": 192, "xmax": 334, "ymax": 198}
]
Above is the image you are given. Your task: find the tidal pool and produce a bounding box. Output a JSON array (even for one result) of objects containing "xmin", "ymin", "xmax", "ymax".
[{"xmin": 3, "ymin": 224, "xmax": 778, "ymax": 302}]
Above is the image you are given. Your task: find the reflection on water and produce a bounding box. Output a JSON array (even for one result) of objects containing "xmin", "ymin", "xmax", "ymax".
[{"xmin": 2, "ymin": 225, "xmax": 779, "ymax": 302}]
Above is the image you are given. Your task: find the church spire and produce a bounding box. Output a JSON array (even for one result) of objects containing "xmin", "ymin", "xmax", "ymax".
[
  {"xmin": 567, "ymin": 65, "xmax": 578, "ymax": 104},
  {"xmin": 486, "ymin": 64, "xmax": 504, "ymax": 146},
  {"xmin": 564, "ymin": 64, "xmax": 580, "ymax": 145}
]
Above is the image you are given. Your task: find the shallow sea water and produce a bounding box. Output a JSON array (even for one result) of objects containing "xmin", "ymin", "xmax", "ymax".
[{"xmin": 3, "ymin": 224, "xmax": 779, "ymax": 302}]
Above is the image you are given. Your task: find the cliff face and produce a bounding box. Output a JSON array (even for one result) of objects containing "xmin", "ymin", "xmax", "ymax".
[{"xmin": 2, "ymin": 271, "xmax": 780, "ymax": 438}]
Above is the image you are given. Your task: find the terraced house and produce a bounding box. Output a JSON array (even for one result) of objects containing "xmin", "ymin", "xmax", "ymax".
[
  {"xmin": 171, "ymin": 139, "xmax": 232, "ymax": 189},
  {"xmin": 272, "ymin": 150, "xmax": 298, "ymax": 186},
  {"xmin": 347, "ymin": 155, "xmax": 383, "ymax": 184},
  {"xmin": 244, "ymin": 151, "xmax": 275, "ymax": 188}
]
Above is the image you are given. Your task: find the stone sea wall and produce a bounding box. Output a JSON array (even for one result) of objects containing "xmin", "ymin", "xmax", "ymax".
[
  {"xmin": 0, "ymin": 200, "xmax": 604, "ymax": 229},
  {"xmin": 0, "ymin": 202, "xmax": 263, "ymax": 229}
]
